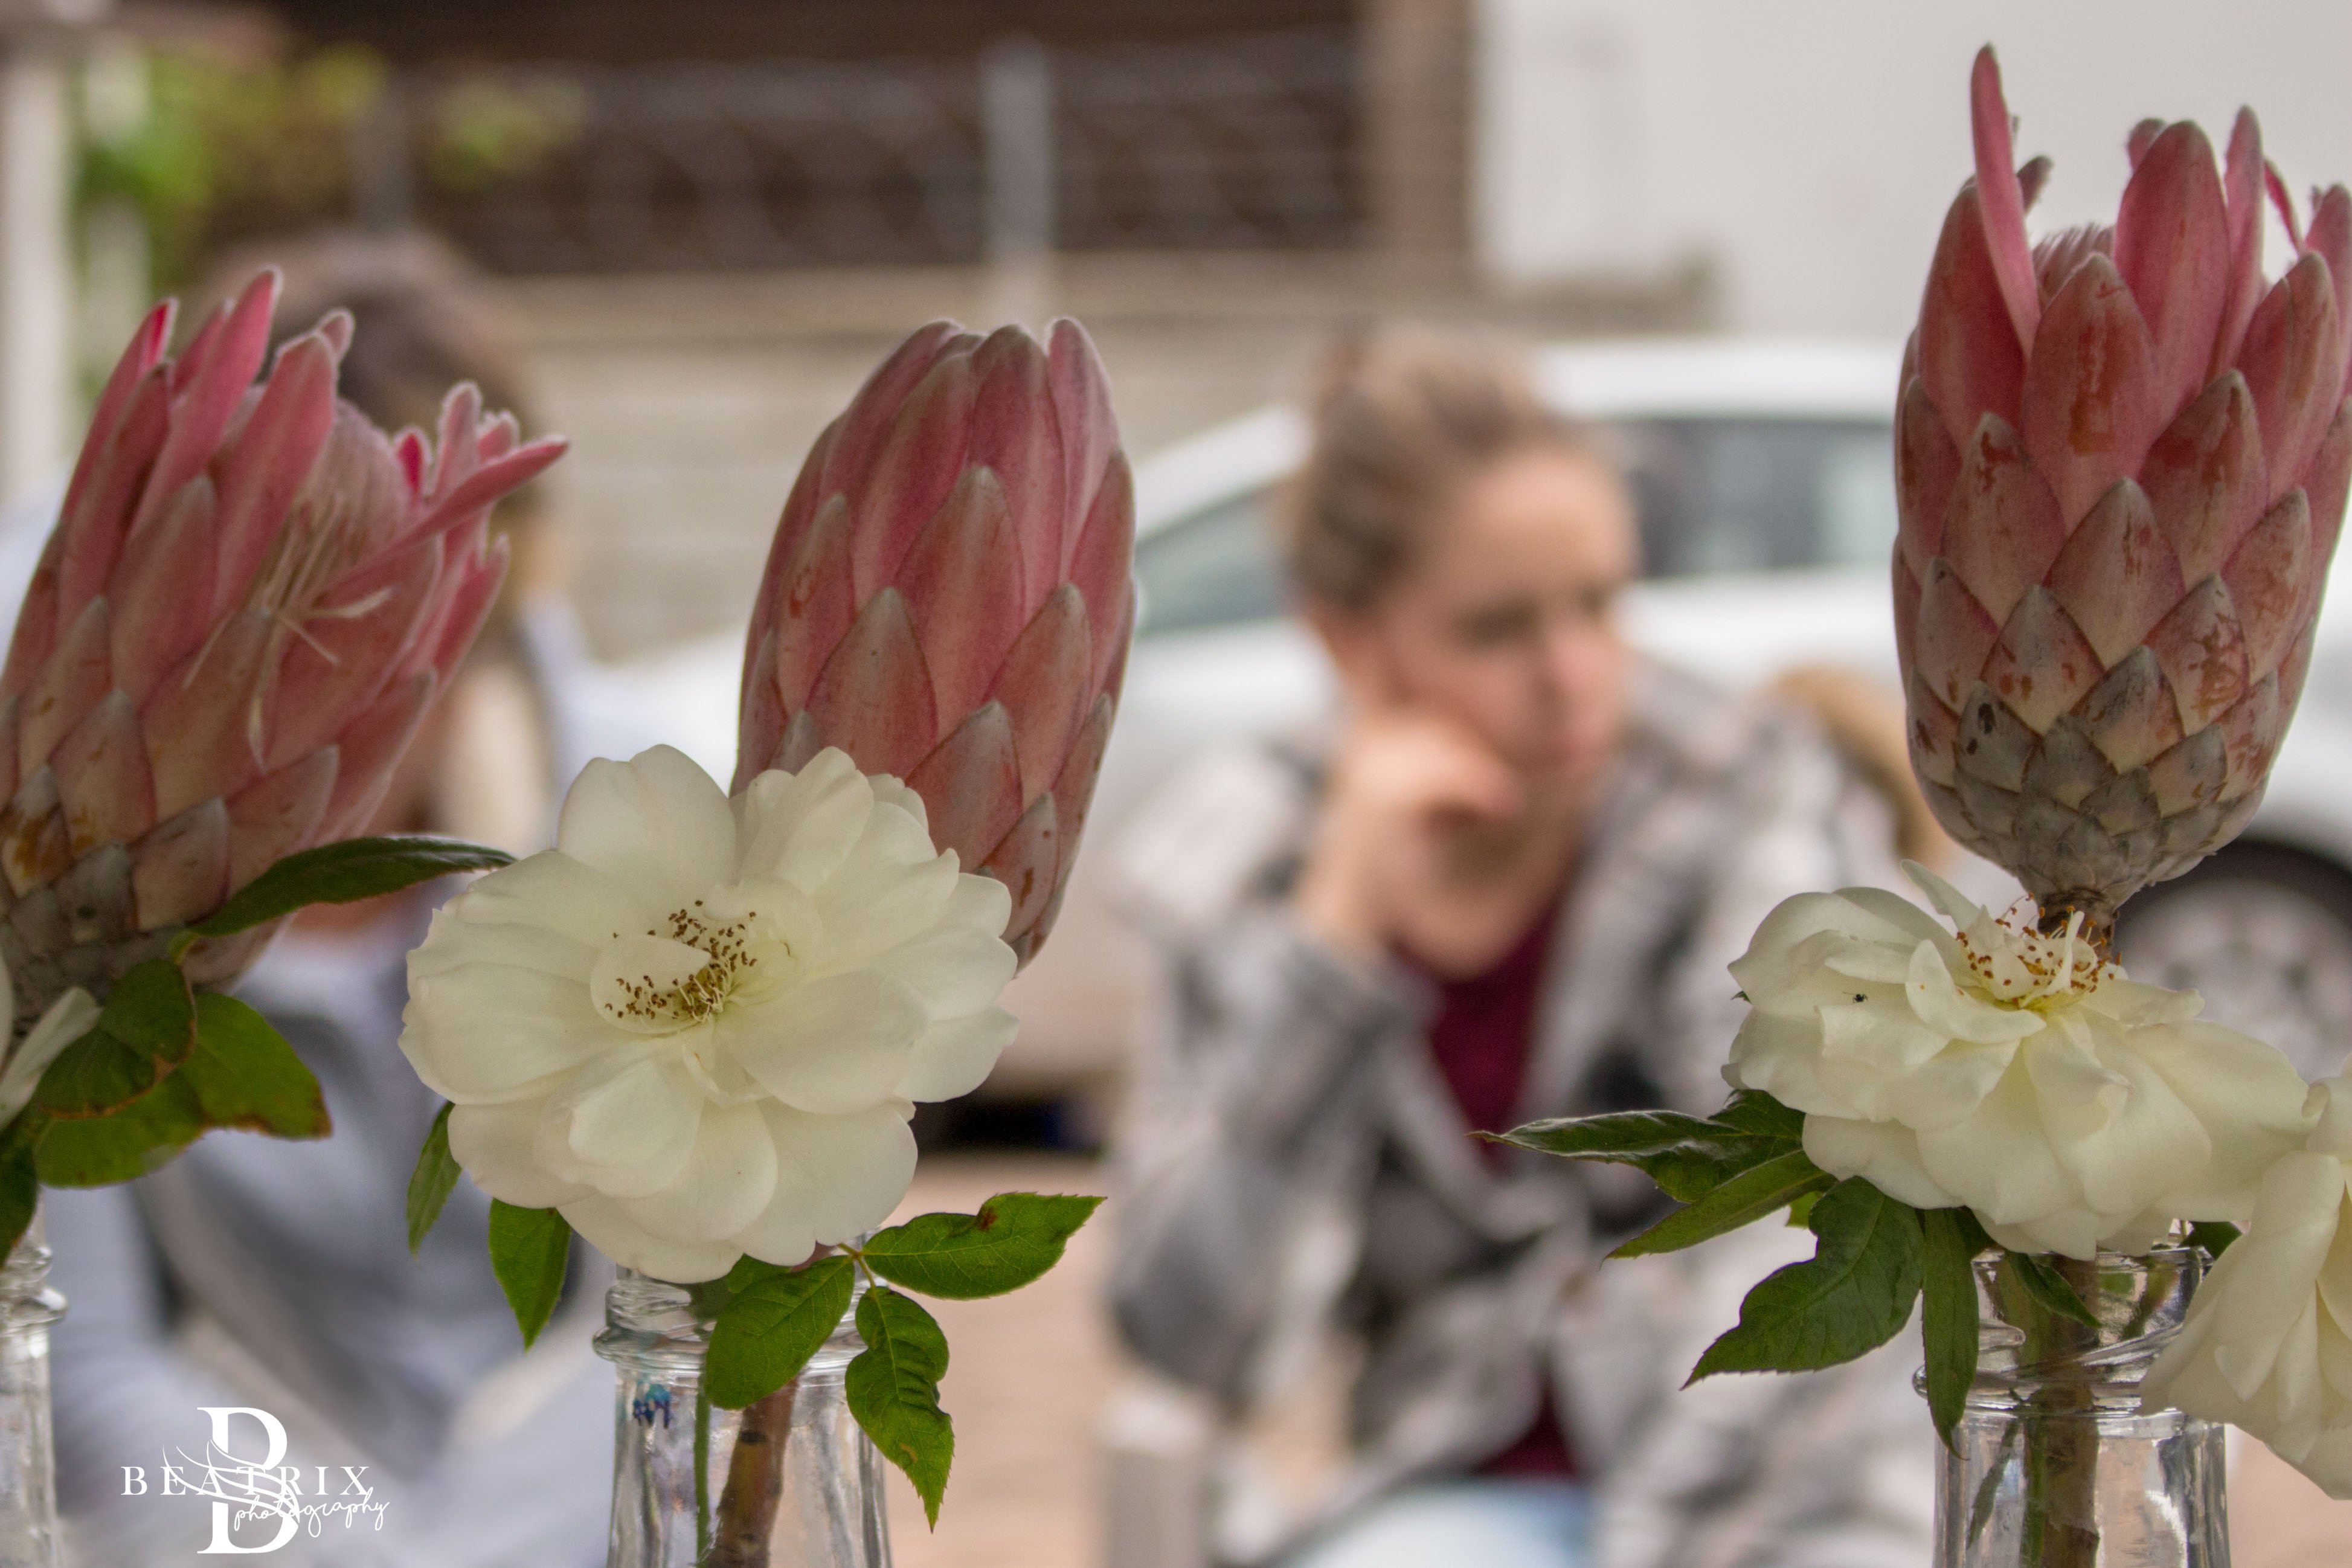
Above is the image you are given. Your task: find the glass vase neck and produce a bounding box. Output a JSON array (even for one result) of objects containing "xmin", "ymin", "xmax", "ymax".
[
  {"xmin": 597, "ymin": 1266, "xmax": 890, "ymax": 1568},
  {"xmin": 0, "ymin": 1206, "xmax": 65, "ymax": 1568}
]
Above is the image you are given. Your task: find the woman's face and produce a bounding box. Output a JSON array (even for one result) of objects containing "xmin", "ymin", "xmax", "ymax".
[{"xmin": 1320, "ymin": 446, "xmax": 1639, "ymax": 808}]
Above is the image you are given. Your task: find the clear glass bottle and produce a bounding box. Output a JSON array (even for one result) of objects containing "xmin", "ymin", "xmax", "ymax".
[
  {"xmin": 597, "ymin": 1268, "xmax": 891, "ymax": 1568},
  {"xmin": 1932, "ymin": 1246, "xmax": 2226, "ymax": 1568},
  {"xmin": 0, "ymin": 1206, "xmax": 65, "ymax": 1568}
]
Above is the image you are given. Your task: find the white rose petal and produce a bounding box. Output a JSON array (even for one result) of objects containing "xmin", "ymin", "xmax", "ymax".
[
  {"xmin": 1727, "ymin": 862, "xmax": 2319, "ymax": 1259},
  {"xmin": 399, "ymin": 745, "xmax": 1024, "ymax": 1283},
  {"xmin": 2144, "ymin": 1081, "xmax": 2352, "ymax": 1499}
]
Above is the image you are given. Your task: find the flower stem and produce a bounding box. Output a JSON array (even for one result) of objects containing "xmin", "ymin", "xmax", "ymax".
[
  {"xmin": 2024, "ymin": 1255, "xmax": 2103, "ymax": 1568},
  {"xmin": 709, "ymin": 1384, "xmax": 797, "ymax": 1567},
  {"xmin": 694, "ymin": 1386, "xmax": 714, "ymax": 1563}
]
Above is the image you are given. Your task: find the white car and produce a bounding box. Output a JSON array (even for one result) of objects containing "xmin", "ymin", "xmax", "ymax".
[{"xmin": 622, "ymin": 338, "xmax": 2352, "ymax": 1107}]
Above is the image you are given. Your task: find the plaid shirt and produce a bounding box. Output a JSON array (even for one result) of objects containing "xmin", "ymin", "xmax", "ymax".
[{"xmin": 1107, "ymin": 661, "xmax": 1937, "ymax": 1568}]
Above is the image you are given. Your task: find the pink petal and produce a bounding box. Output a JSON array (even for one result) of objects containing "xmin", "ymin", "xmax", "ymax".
[
  {"xmin": 767, "ymin": 495, "xmax": 855, "ymax": 718},
  {"xmin": 2307, "ymin": 186, "xmax": 2352, "ymax": 350},
  {"xmin": 321, "ymin": 671, "xmax": 432, "ymax": 839},
  {"xmin": 427, "ymin": 382, "xmax": 484, "ymax": 506},
  {"xmin": 1916, "ymin": 185, "xmax": 2029, "ymax": 451},
  {"xmin": 131, "ymin": 798, "xmax": 228, "ymax": 931},
  {"xmin": 224, "ymin": 748, "xmax": 336, "ymax": 888},
  {"xmin": 2127, "ymin": 119, "xmax": 2164, "ymax": 171},
  {"xmin": 1944, "ymin": 413, "xmax": 2067, "ymax": 625},
  {"xmin": 817, "ymin": 321, "xmax": 966, "ymax": 500},
  {"xmin": 733, "ymin": 629, "xmax": 784, "ymax": 797},
  {"xmin": 2042, "ymin": 479, "xmax": 2182, "ymax": 667},
  {"xmin": 895, "ymin": 466, "xmax": 1028, "ymax": 726},
  {"xmin": 106, "ymin": 475, "xmax": 220, "ymax": 704},
  {"xmin": 1913, "ymin": 557, "xmax": 2000, "ymax": 710},
  {"xmin": 965, "ymin": 327, "xmax": 1065, "ymax": 607},
  {"xmin": 849, "ymin": 350, "xmax": 978, "ymax": 601},
  {"xmin": 1982, "ymin": 586, "xmax": 2101, "ymax": 733},
  {"xmin": 2213, "ymin": 675, "xmax": 2284, "ymax": 800},
  {"xmin": 57, "ymin": 303, "xmax": 173, "ymax": 563},
  {"xmin": 2237, "ymin": 252, "xmax": 2347, "ymax": 506},
  {"xmin": 2144, "ymin": 575, "xmax": 2248, "ymax": 732},
  {"xmin": 1894, "ymin": 554, "xmax": 1923, "ymax": 681},
  {"xmin": 2018, "ymin": 254, "xmax": 2164, "ymax": 528},
  {"xmin": 1906, "ymin": 669, "xmax": 1960, "ymax": 788},
  {"xmin": 0, "ymin": 765, "xmax": 68, "ymax": 896},
  {"xmin": 2139, "ymin": 371, "xmax": 2270, "ymax": 583},
  {"xmin": 142, "ymin": 610, "xmax": 272, "ymax": 821},
  {"xmin": 262, "ymin": 537, "xmax": 442, "ymax": 772},
  {"xmin": 414, "ymin": 536, "xmax": 509, "ymax": 686},
  {"xmin": 52, "ymin": 690, "xmax": 153, "ymax": 855},
  {"xmin": 54, "ymin": 364, "xmax": 172, "ymax": 631},
  {"xmin": 1066, "ymin": 452, "xmax": 1137, "ymax": 697},
  {"xmin": 1896, "ymin": 379, "xmax": 1961, "ymax": 579},
  {"xmin": 1969, "ymin": 47, "xmax": 2042, "ymax": 354},
  {"xmin": 2304, "ymin": 397, "xmax": 2352, "ymax": 577},
  {"xmin": 1047, "ymin": 320, "xmax": 1118, "ymax": 567},
  {"xmin": 986, "ymin": 584, "xmax": 1089, "ymax": 801},
  {"xmin": 415, "ymin": 437, "xmax": 568, "ymax": 539},
  {"xmin": 133, "ymin": 268, "xmax": 277, "ymax": 535},
  {"xmin": 2113, "ymin": 121, "xmax": 2232, "ymax": 425},
  {"xmin": 2074, "ymin": 647, "xmax": 2185, "ymax": 772},
  {"xmin": 2221, "ymin": 490, "xmax": 2313, "ymax": 682},
  {"xmin": 805, "ymin": 588, "xmax": 939, "ymax": 781},
  {"xmin": 19, "ymin": 598, "xmax": 113, "ymax": 775},
  {"xmin": 2212, "ymin": 109, "xmax": 2268, "ymax": 379},
  {"xmin": 207, "ymin": 332, "xmax": 340, "ymax": 623},
  {"xmin": 750, "ymin": 418, "xmax": 839, "ymax": 666},
  {"xmin": 1046, "ymin": 692, "xmax": 1115, "ymax": 884},
  {"xmin": 904, "ymin": 701, "xmax": 1024, "ymax": 870},
  {"xmin": 983, "ymin": 792, "xmax": 1059, "ymax": 945}
]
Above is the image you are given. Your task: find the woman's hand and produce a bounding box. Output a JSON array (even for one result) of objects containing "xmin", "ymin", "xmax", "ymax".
[{"xmin": 1294, "ymin": 708, "xmax": 1535, "ymax": 971}]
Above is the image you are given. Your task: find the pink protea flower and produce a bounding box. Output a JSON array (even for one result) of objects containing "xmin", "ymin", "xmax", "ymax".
[
  {"xmin": 734, "ymin": 320, "xmax": 1134, "ymax": 965},
  {"xmin": 1897, "ymin": 48, "xmax": 2352, "ymax": 931},
  {"xmin": 0, "ymin": 269, "xmax": 564, "ymax": 1017}
]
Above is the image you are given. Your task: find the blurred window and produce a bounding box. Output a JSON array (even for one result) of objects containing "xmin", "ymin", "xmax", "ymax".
[
  {"xmin": 1135, "ymin": 416, "xmax": 1897, "ymax": 638},
  {"xmin": 1615, "ymin": 417, "xmax": 1897, "ymax": 579},
  {"xmin": 1135, "ymin": 489, "xmax": 1288, "ymax": 635}
]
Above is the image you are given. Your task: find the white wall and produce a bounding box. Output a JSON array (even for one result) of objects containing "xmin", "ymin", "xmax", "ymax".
[{"xmin": 1476, "ymin": 0, "xmax": 2352, "ymax": 337}]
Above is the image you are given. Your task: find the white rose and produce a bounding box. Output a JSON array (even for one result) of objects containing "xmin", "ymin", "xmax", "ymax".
[
  {"xmin": 399, "ymin": 744, "xmax": 1018, "ymax": 1282},
  {"xmin": 2142, "ymin": 1078, "xmax": 2352, "ymax": 1498},
  {"xmin": 1727, "ymin": 863, "xmax": 2314, "ymax": 1258}
]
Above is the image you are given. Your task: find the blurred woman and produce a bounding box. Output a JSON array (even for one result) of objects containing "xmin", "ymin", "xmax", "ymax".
[
  {"xmin": 1108, "ymin": 329, "xmax": 1934, "ymax": 1568},
  {"xmin": 48, "ymin": 233, "xmax": 614, "ymax": 1568}
]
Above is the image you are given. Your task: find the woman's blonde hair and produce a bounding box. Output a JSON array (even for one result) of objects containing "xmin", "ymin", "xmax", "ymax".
[{"xmin": 1282, "ymin": 326, "xmax": 1602, "ymax": 611}]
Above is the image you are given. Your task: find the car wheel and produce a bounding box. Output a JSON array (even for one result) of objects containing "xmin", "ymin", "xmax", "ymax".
[{"xmin": 2115, "ymin": 843, "xmax": 2352, "ymax": 1082}]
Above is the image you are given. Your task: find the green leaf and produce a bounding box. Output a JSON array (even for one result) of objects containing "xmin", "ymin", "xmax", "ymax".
[
  {"xmin": 1711, "ymin": 1088, "xmax": 1807, "ymax": 1141},
  {"xmin": 32, "ymin": 960, "xmax": 198, "ymax": 1117},
  {"xmin": 182, "ymin": 835, "xmax": 517, "ymax": 946},
  {"xmin": 862, "ymin": 1194, "xmax": 1104, "ymax": 1300},
  {"xmin": 2002, "ymin": 1249, "xmax": 2101, "ymax": 1331},
  {"xmin": 2189, "ymin": 1220, "xmax": 2241, "ymax": 1259},
  {"xmin": 1920, "ymin": 1207, "xmax": 1988, "ymax": 1451},
  {"xmin": 1498, "ymin": 1108, "xmax": 1792, "ymax": 1204},
  {"xmin": 0, "ymin": 1125, "xmax": 36, "ymax": 1259},
  {"xmin": 487, "ymin": 1201, "xmax": 571, "ymax": 1349},
  {"xmin": 1690, "ymin": 1177, "xmax": 1924, "ymax": 1379},
  {"xmin": 1610, "ymin": 1148, "xmax": 1834, "ymax": 1258},
  {"xmin": 847, "ymin": 1287, "xmax": 954, "ymax": 1526},
  {"xmin": 180, "ymin": 995, "xmax": 329, "ymax": 1139},
  {"xmin": 406, "ymin": 1104, "xmax": 460, "ymax": 1255},
  {"xmin": 707, "ymin": 1256, "xmax": 856, "ymax": 1409},
  {"xmin": 33, "ymin": 1072, "xmax": 203, "ymax": 1185}
]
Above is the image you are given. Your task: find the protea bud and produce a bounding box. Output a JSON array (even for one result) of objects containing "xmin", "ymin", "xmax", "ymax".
[
  {"xmin": 1897, "ymin": 49, "xmax": 2352, "ymax": 932},
  {"xmin": 734, "ymin": 319, "xmax": 1134, "ymax": 965},
  {"xmin": 0, "ymin": 269, "xmax": 564, "ymax": 1020}
]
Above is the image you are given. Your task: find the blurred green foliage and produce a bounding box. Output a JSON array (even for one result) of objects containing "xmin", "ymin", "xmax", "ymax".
[{"xmin": 77, "ymin": 44, "xmax": 581, "ymax": 290}]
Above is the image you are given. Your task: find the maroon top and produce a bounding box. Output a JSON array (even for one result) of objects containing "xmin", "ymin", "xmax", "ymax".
[{"xmin": 1398, "ymin": 895, "xmax": 1579, "ymax": 1479}]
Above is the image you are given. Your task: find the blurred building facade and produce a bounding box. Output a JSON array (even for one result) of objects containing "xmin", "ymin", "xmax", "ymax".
[{"xmin": 214, "ymin": 0, "xmax": 1708, "ymax": 656}]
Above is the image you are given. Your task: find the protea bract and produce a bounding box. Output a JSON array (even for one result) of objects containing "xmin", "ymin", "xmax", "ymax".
[
  {"xmin": 734, "ymin": 320, "xmax": 1135, "ymax": 965},
  {"xmin": 0, "ymin": 269, "xmax": 564, "ymax": 1021},
  {"xmin": 1897, "ymin": 48, "xmax": 2352, "ymax": 932}
]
